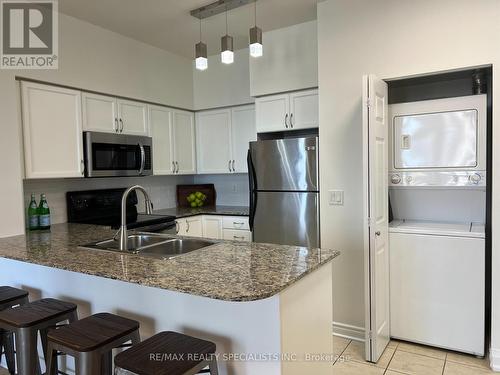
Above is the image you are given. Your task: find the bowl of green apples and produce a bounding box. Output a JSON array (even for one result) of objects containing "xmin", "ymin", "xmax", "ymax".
[{"xmin": 186, "ymin": 191, "xmax": 207, "ymax": 208}]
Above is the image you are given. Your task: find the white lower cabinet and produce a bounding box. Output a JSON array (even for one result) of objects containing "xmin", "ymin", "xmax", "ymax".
[
  {"xmin": 176, "ymin": 215, "xmax": 251, "ymax": 242},
  {"xmin": 202, "ymin": 216, "xmax": 223, "ymax": 240},
  {"xmin": 176, "ymin": 217, "xmax": 203, "ymax": 237}
]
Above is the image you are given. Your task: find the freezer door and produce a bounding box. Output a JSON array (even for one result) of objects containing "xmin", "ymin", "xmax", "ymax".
[
  {"xmin": 249, "ymin": 137, "xmax": 318, "ymax": 191},
  {"xmin": 252, "ymin": 191, "xmax": 319, "ymax": 248}
]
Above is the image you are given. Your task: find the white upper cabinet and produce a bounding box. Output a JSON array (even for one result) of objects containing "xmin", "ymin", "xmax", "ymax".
[
  {"xmin": 196, "ymin": 109, "xmax": 232, "ymax": 174},
  {"xmin": 289, "ymin": 89, "xmax": 319, "ymax": 130},
  {"xmin": 249, "ymin": 21, "xmax": 318, "ymax": 97},
  {"xmin": 172, "ymin": 110, "xmax": 197, "ymax": 174},
  {"xmin": 255, "ymin": 94, "xmax": 289, "ymax": 133},
  {"xmin": 21, "ymin": 82, "xmax": 84, "ymax": 179},
  {"xmin": 196, "ymin": 105, "xmax": 256, "ymax": 174},
  {"xmin": 117, "ymin": 99, "xmax": 149, "ymax": 136},
  {"xmin": 231, "ymin": 105, "xmax": 256, "ymax": 173},
  {"xmin": 82, "ymin": 94, "xmax": 148, "ymax": 136},
  {"xmin": 149, "ymin": 105, "xmax": 174, "ymax": 175},
  {"xmin": 256, "ymin": 89, "xmax": 318, "ymax": 133},
  {"xmin": 82, "ymin": 93, "xmax": 118, "ymax": 133}
]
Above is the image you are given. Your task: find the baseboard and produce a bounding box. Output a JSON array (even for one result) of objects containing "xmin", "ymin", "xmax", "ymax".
[
  {"xmin": 490, "ymin": 348, "xmax": 500, "ymax": 371},
  {"xmin": 333, "ymin": 321, "xmax": 365, "ymax": 342}
]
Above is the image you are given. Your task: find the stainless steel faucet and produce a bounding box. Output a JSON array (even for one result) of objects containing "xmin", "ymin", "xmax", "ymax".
[{"xmin": 119, "ymin": 185, "xmax": 153, "ymax": 251}]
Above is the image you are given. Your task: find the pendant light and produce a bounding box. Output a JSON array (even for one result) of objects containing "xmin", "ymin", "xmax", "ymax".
[
  {"xmin": 221, "ymin": 8, "xmax": 234, "ymax": 64},
  {"xmin": 249, "ymin": 1, "xmax": 263, "ymax": 58},
  {"xmin": 195, "ymin": 19, "xmax": 208, "ymax": 71}
]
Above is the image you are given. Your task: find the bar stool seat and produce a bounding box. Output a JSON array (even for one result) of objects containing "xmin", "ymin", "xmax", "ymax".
[
  {"xmin": 0, "ymin": 298, "xmax": 77, "ymax": 375},
  {"xmin": 115, "ymin": 331, "xmax": 218, "ymax": 375},
  {"xmin": 46, "ymin": 313, "xmax": 140, "ymax": 375},
  {"xmin": 0, "ymin": 286, "xmax": 29, "ymax": 374},
  {"xmin": 0, "ymin": 286, "xmax": 29, "ymax": 310}
]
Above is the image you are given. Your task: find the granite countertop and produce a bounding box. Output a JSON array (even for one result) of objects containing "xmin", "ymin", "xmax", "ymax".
[
  {"xmin": 0, "ymin": 223, "xmax": 339, "ymax": 302},
  {"xmin": 154, "ymin": 205, "xmax": 249, "ymax": 219}
]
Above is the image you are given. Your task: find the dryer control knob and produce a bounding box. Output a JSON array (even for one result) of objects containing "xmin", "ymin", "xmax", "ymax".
[
  {"xmin": 391, "ymin": 174, "xmax": 401, "ymax": 184},
  {"xmin": 469, "ymin": 173, "xmax": 482, "ymax": 184}
]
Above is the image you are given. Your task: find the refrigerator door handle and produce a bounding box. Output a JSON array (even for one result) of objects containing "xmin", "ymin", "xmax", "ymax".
[{"xmin": 247, "ymin": 149, "xmax": 257, "ymax": 231}]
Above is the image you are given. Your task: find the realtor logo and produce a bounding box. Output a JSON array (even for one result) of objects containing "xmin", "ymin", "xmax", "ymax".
[{"xmin": 1, "ymin": 0, "xmax": 58, "ymax": 69}]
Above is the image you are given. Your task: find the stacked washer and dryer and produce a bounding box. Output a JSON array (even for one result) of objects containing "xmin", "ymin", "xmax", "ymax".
[{"xmin": 388, "ymin": 94, "xmax": 487, "ymax": 356}]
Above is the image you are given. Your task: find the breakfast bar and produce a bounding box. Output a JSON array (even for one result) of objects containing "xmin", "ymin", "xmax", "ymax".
[{"xmin": 0, "ymin": 223, "xmax": 338, "ymax": 375}]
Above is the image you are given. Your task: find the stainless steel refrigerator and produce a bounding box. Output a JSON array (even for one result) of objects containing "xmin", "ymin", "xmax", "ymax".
[{"xmin": 247, "ymin": 136, "xmax": 319, "ymax": 248}]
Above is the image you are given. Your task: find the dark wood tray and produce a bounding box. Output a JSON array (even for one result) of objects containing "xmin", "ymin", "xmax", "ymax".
[{"xmin": 176, "ymin": 184, "xmax": 216, "ymax": 208}]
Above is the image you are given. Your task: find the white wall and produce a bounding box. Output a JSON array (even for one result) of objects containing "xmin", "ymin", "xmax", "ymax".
[
  {"xmin": 249, "ymin": 21, "xmax": 318, "ymax": 97},
  {"xmin": 0, "ymin": 13, "xmax": 195, "ymax": 237},
  {"xmin": 193, "ymin": 49, "xmax": 254, "ymax": 110},
  {"xmin": 23, "ymin": 175, "xmax": 193, "ymax": 225},
  {"xmin": 317, "ymin": 0, "xmax": 500, "ymax": 365},
  {"xmin": 194, "ymin": 174, "xmax": 249, "ymax": 207}
]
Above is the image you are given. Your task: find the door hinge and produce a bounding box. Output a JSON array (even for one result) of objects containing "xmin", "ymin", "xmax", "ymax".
[
  {"xmin": 368, "ymin": 330, "xmax": 373, "ymax": 339},
  {"xmin": 366, "ymin": 99, "xmax": 372, "ymax": 108},
  {"xmin": 367, "ymin": 217, "xmax": 372, "ymax": 227}
]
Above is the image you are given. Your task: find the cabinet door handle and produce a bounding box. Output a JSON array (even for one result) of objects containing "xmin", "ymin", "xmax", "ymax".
[
  {"xmin": 290, "ymin": 113, "xmax": 294, "ymax": 128},
  {"xmin": 233, "ymin": 236, "xmax": 245, "ymax": 240},
  {"xmin": 119, "ymin": 118, "xmax": 124, "ymax": 133},
  {"xmin": 228, "ymin": 160, "xmax": 232, "ymax": 172},
  {"xmin": 172, "ymin": 161, "xmax": 176, "ymax": 173},
  {"xmin": 375, "ymin": 231, "xmax": 381, "ymax": 236},
  {"xmin": 284, "ymin": 113, "xmax": 289, "ymax": 128},
  {"xmin": 186, "ymin": 221, "xmax": 190, "ymax": 233},
  {"xmin": 175, "ymin": 161, "xmax": 179, "ymax": 174},
  {"xmin": 232, "ymin": 160, "xmax": 235, "ymax": 172},
  {"xmin": 233, "ymin": 222, "xmax": 244, "ymax": 225},
  {"xmin": 81, "ymin": 160, "xmax": 85, "ymax": 176},
  {"xmin": 114, "ymin": 118, "xmax": 119, "ymax": 132},
  {"xmin": 175, "ymin": 221, "xmax": 179, "ymax": 234}
]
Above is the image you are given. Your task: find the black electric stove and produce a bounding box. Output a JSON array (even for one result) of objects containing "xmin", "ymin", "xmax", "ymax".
[{"xmin": 66, "ymin": 188, "xmax": 176, "ymax": 231}]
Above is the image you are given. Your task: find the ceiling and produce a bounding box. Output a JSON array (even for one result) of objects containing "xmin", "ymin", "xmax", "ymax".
[{"xmin": 59, "ymin": 0, "xmax": 319, "ymax": 59}]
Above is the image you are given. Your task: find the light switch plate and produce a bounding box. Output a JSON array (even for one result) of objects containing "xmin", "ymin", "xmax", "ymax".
[{"xmin": 329, "ymin": 190, "xmax": 344, "ymax": 206}]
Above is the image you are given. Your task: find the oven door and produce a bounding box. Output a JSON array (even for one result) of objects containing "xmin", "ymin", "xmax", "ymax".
[{"xmin": 84, "ymin": 132, "xmax": 152, "ymax": 177}]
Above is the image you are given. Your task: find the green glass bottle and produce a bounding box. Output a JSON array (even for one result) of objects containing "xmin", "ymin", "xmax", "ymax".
[
  {"xmin": 28, "ymin": 193, "xmax": 39, "ymax": 231},
  {"xmin": 38, "ymin": 194, "xmax": 51, "ymax": 230}
]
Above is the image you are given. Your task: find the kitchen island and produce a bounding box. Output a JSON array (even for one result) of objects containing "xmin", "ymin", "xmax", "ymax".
[{"xmin": 0, "ymin": 223, "xmax": 339, "ymax": 375}]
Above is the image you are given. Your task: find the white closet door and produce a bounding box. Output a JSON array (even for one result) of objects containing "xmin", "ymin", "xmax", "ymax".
[
  {"xmin": 173, "ymin": 110, "xmax": 196, "ymax": 174},
  {"xmin": 117, "ymin": 99, "xmax": 148, "ymax": 136},
  {"xmin": 82, "ymin": 93, "xmax": 118, "ymax": 133},
  {"xmin": 255, "ymin": 93, "xmax": 289, "ymax": 133},
  {"xmin": 22, "ymin": 82, "xmax": 84, "ymax": 179},
  {"xmin": 362, "ymin": 74, "xmax": 390, "ymax": 362},
  {"xmin": 289, "ymin": 89, "xmax": 318, "ymax": 130},
  {"xmin": 196, "ymin": 109, "xmax": 233, "ymax": 174},
  {"xmin": 149, "ymin": 105, "xmax": 174, "ymax": 175},
  {"xmin": 231, "ymin": 105, "xmax": 256, "ymax": 173}
]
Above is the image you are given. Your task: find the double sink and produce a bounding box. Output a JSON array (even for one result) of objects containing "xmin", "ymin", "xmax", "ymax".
[{"xmin": 81, "ymin": 233, "xmax": 216, "ymax": 260}]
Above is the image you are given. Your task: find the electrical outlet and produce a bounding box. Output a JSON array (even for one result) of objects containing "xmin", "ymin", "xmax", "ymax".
[{"xmin": 329, "ymin": 190, "xmax": 344, "ymax": 206}]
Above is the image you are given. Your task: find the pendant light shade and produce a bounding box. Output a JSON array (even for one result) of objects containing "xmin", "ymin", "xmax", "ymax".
[
  {"xmin": 195, "ymin": 42, "xmax": 208, "ymax": 71},
  {"xmin": 249, "ymin": 26, "xmax": 263, "ymax": 58},
  {"xmin": 195, "ymin": 19, "xmax": 208, "ymax": 71},
  {"xmin": 249, "ymin": 0, "xmax": 263, "ymax": 57},
  {"xmin": 221, "ymin": 34, "xmax": 234, "ymax": 64}
]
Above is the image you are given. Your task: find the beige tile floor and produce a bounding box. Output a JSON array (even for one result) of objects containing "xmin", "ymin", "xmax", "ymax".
[
  {"xmin": 0, "ymin": 339, "xmax": 494, "ymax": 374},
  {"xmin": 333, "ymin": 336, "xmax": 495, "ymax": 374}
]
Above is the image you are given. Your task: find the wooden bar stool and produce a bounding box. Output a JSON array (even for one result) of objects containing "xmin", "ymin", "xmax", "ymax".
[
  {"xmin": 45, "ymin": 312, "xmax": 140, "ymax": 375},
  {"xmin": 114, "ymin": 331, "xmax": 219, "ymax": 375},
  {"xmin": 0, "ymin": 286, "xmax": 29, "ymax": 375},
  {"xmin": 0, "ymin": 298, "xmax": 77, "ymax": 375}
]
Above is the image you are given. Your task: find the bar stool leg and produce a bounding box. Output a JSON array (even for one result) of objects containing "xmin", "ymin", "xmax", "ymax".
[
  {"xmin": 76, "ymin": 351, "xmax": 102, "ymax": 375},
  {"xmin": 45, "ymin": 341, "xmax": 57, "ymax": 375},
  {"xmin": 3, "ymin": 331, "xmax": 15, "ymax": 374},
  {"xmin": 15, "ymin": 327, "xmax": 41, "ymax": 375},
  {"xmin": 101, "ymin": 351, "xmax": 112, "ymax": 375},
  {"xmin": 209, "ymin": 357, "xmax": 219, "ymax": 375}
]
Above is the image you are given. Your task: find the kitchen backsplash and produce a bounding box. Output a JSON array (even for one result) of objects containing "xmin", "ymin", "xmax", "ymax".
[{"xmin": 23, "ymin": 174, "xmax": 249, "ymax": 225}]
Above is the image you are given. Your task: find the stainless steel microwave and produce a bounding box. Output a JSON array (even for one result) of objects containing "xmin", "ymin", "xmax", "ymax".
[{"xmin": 83, "ymin": 132, "xmax": 153, "ymax": 177}]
